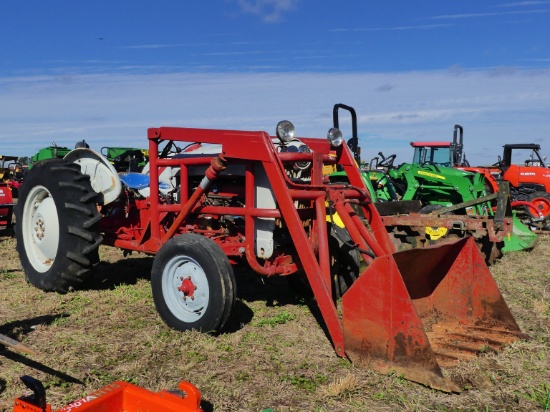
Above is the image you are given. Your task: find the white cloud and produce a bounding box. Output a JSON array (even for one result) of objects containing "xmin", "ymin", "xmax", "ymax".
[
  {"xmin": 330, "ymin": 24, "xmax": 452, "ymax": 32},
  {"xmin": 430, "ymin": 9, "xmax": 550, "ymax": 20},
  {"xmin": 495, "ymin": 1, "xmax": 550, "ymax": 7},
  {"xmin": 1, "ymin": 68, "xmax": 549, "ymax": 167},
  {"xmin": 235, "ymin": 0, "xmax": 298, "ymax": 23}
]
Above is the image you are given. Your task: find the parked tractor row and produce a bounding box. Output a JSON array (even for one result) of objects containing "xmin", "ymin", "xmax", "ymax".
[
  {"xmin": 29, "ymin": 142, "xmax": 149, "ymax": 173},
  {"xmin": 410, "ymin": 124, "xmax": 550, "ymax": 230},
  {"xmin": 328, "ymin": 104, "xmax": 540, "ymax": 264},
  {"xmin": 13, "ymin": 113, "xmax": 529, "ymax": 394}
]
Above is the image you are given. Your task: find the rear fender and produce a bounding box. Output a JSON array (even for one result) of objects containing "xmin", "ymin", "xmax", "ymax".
[{"xmin": 64, "ymin": 148, "xmax": 122, "ymax": 205}]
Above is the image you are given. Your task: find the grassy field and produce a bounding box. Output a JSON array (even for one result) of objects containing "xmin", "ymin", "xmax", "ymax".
[{"xmin": 0, "ymin": 232, "xmax": 549, "ymax": 411}]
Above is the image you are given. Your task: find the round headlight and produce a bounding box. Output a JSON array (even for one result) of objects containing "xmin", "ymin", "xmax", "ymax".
[
  {"xmin": 327, "ymin": 127, "xmax": 343, "ymax": 147},
  {"xmin": 276, "ymin": 120, "xmax": 295, "ymax": 143}
]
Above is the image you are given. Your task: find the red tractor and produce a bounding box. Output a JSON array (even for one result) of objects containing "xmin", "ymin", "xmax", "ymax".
[
  {"xmin": 15, "ymin": 121, "xmax": 526, "ymax": 392},
  {"xmin": 495, "ymin": 143, "xmax": 550, "ymax": 217},
  {"xmin": 411, "ymin": 125, "xmax": 550, "ymax": 229},
  {"xmin": 0, "ymin": 155, "xmax": 24, "ymax": 197},
  {"xmin": 0, "ymin": 155, "xmax": 22, "ymax": 230},
  {"xmin": 0, "ymin": 182, "xmax": 14, "ymax": 230}
]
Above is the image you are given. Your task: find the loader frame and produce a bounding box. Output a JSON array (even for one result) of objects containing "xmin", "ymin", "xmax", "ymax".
[{"xmin": 99, "ymin": 127, "xmax": 393, "ymax": 356}]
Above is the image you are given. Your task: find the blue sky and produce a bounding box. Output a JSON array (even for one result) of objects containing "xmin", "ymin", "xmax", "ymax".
[{"xmin": 1, "ymin": 0, "xmax": 550, "ymax": 166}]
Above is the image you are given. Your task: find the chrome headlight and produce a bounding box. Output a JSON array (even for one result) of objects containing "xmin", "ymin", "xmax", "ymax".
[
  {"xmin": 276, "ymin": 120, "xmax": 295, "ymax": 143},
  {"xmin": 327, "ymin": 127, "xmax": 343, "ymax": 147}
]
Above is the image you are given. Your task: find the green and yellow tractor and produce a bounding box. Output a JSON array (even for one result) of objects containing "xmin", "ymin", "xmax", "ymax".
[{"xmin": 329, "ymin": 104, "xmax": 535, "ymax": 261}]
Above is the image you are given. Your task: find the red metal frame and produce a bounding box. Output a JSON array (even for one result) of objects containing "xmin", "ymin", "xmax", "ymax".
[{"xmin": 410, "ymin": 141, "xmax": 450, "ymax": 147}]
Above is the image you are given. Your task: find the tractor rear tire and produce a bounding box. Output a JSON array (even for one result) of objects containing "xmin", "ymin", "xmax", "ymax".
[
  {"xmin": 15, "ymin": 159, "xmax": 103, "ymax": 292},
  {"xmin": 329, "ymin": 223, "xmax": 360, "ymax": 299},
  {"xmin": 287, "ymin": 222, "xmax": 360, "ymax": 301},
  {"xmin": 151, "ymin": 234, "xmax": 236, "ymax": 333}
]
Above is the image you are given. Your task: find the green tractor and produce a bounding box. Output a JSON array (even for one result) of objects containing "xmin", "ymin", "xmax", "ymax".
[
  {"xmin": 368, "ymin": 151, "xmax": 537, "ymax": 253},
  {"xmin": 29, "ymin": 142, "xmax": 72, "ymax": 168},
  {"xmin": 410, "ymin": 124, "xmax": 550, "ymax": 231},
  {"xmin": 329, "ymin": 104, "xmax": 535, "ymax": 261},
  {"xmin": 369, "ymin": 152, "xmax": 489, "ymax": 214},
  {"xmin": 30, "ymin": 142, "xmax": 148, "ymax": 173},
  {"xmin": 100, "ymin": 147, "xmax": 148, "ymax": 172}
]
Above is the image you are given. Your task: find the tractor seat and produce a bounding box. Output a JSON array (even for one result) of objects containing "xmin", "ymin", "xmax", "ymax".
[{"xmin": 119, "ymin": 172, "xmax": 171, "ymax": 190}]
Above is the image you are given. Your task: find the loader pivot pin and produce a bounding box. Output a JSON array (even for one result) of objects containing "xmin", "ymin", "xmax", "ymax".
[{"xmin": 178, "ymin": 276, "xmax": 196, "ymax": 300}]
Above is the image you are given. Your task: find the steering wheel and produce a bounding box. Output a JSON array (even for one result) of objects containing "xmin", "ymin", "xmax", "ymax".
[
  {"xmin": 377, "ymin": 152, "xmax": 396, "ymax": 168},
  {"xmin": 491, "ymin": 156, "xmax": 506, "ymax": 172}
]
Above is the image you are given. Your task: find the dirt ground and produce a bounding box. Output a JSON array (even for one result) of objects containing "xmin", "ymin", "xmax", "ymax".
[{"xmin": 0, "ymin": 230, "xmax": 549, "ymax": 411}]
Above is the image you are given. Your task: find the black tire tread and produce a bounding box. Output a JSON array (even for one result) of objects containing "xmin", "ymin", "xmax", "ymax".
[
  {"xmin": 15, "ymin": 158, "xmax": 103, "ymax": 293},
  {"xmin": 151, "ymin": 234, "xmax": 236, "ymax": 333}
]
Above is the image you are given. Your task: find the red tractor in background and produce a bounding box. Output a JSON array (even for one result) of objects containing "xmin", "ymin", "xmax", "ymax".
[
  {"xmin": 410, "ymin": 125, "xmax": 550, "ymax": 229},
  {"xmin": 0, "ymin": 155, "xmax": 25, "ymax": 197},
  {"xmin": 0, "ymin": 155, "xmax": 25, "ymax": 231},
  {"xmin": 0, "ymin": 183, "xmax": 14, "ymax": 230}
]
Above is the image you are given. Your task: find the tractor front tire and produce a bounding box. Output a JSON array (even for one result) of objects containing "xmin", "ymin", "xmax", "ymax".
[
  {"xmin": 15, "ymin": 159, "xmax": 103, "ymax": 292},
  {"xmin": 151, "ymin": 234, "xmax": 237, "ymax": 333}
]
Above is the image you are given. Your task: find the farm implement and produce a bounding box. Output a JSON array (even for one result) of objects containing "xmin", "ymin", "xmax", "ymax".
[
  {"xmin": 16, "ymin": 121, "xmax": 527, "ymax": 392},
  {"xmin": 2, "ymin": 327, "xmax": 201, "ymax": 412},
  {"xmin": 13, "ymin": 376, "xmax": 203, "ymax": 412}
]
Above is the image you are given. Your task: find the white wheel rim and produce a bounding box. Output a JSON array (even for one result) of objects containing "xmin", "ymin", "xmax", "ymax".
[
  {"xmin": 22, "ymin": 185, "xmax": 60, "ymax": 273},
  {"xmin": 162, "ymin": 255, "xmax": 209, "ymax": 323}
]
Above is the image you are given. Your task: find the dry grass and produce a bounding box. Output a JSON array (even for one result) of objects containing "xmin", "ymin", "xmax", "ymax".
[{"xmin": 0, "ymin": 232, "xmax": 549, "ymax": 411}]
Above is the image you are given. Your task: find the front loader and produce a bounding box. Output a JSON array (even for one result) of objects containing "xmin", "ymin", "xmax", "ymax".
[{"xmin": 15, "ymin": 121, "xmax": 527, "ymax": 392}]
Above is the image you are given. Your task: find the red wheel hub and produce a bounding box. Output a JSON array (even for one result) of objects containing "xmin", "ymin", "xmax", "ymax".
[
  {"xmin": 532, "ymin": 197, "xmax": 550, "ymax": 217},
  {"xmin": 178, "ymin": 276, "xmax": 196, "ymax": 299}
]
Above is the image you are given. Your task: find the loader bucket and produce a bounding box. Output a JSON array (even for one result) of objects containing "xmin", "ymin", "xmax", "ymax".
[{"xmin": 342, "ymin": 237, "xmax": 527, "ymax": 392}]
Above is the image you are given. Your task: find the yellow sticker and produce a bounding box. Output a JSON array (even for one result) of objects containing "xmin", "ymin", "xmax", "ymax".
[{"xmin": 417, "ymin": 170, "xmax": 445, "ymax": 180}]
